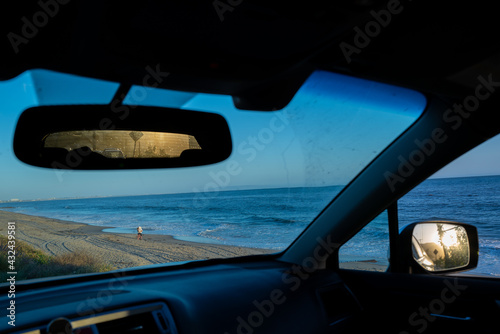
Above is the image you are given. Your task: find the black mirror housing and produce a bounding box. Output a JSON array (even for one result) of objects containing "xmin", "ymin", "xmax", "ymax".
[
  {"xmin": 398, "ymin": 221, "xmax": 479, "ymax": 274},
  {"xmin": 13, "ymin": 105, "xmax": 232, "ymax": 170}
]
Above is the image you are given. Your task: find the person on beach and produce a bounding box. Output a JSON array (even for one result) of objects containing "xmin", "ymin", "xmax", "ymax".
[{"xmin": 137, "ymin": 226, "xmax": 143, "ymax": 240}]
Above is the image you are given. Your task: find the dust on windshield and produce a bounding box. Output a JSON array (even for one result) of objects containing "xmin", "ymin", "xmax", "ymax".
[{"xmin": 0, "ymin": 69, "xmax": 425, "ymax": 280}]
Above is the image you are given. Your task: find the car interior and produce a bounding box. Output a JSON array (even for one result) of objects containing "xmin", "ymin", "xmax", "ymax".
[{"xmin": 1, "ymin": 1, "xmax": 500, "ymax": 333}]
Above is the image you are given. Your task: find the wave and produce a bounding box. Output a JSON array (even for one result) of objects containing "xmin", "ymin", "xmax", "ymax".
[
  {"xmin": 480, "ymin": 239, "xmax": 500, "ymax": 250},
  {"xmin": 197, "ymin": 225, "xmax": 230, "ymax": 240}
]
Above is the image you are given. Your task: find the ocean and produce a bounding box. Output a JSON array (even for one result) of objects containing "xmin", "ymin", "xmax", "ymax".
[{"xmin": 1, "ymin": 175, "xmax": 499, "ymax": 276}]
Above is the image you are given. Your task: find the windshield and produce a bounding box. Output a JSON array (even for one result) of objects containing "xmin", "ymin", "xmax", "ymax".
[{"xmin": 0, "ymin": 70, "xmax": 426, "ymax": 279}]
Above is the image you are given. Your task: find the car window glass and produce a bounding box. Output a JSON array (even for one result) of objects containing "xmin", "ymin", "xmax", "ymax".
[
  {"xmin": 398, "ymin": 133, "xmax": 500, "ymax": 277},
  {"xmin": 338, "ymin": 210, "xmax": 389, "ymax": 272},
  {"xmin": 0, "ymin": 69, "xmax": 426, "ymax": 280}
]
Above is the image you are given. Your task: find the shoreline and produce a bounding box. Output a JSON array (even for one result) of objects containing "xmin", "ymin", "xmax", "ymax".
[
  {"xmin": 0, "ymin": 210, "xmax": 273, "ymax": 270},
  {"xmin": 0, "ymin": 210, "xmax": 387, "ymax": 272},
  {"xmin": 99, "ymin": 226, "xmax": 227, "ymax": 246}
]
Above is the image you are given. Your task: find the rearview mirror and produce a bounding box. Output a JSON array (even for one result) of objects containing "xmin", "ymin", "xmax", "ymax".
[
  {"xmin": 399, "ymin": 221, "xmax": 479, "ymax": 274},
  {"xmin": 14, "ymin": 105, "xmax": 232, "ymax": 169}
]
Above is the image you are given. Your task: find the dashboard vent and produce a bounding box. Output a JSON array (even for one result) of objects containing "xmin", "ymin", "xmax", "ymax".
[
  {"xmin": 7, "ymin": 302, "xmax": 176, "ymax": 334},
  {"xmin": 72, "ymin": 302, "xmax": 176, "ymax": 334},
  {"xmin": 96, "ymin": 310, "xmax": 162, "ymax": 333}
]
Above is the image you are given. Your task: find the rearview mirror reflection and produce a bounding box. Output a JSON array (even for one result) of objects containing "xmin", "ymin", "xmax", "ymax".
[
  {"xmin": 14, "ymin": 105, "xmax": 232, "ymax": 169},
  {"xmin": 44, "ymin": 130, "xmax": 202, "ymax": 159}
]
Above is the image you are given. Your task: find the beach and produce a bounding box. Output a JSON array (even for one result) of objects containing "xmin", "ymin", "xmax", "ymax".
[
  {"xmin": 0, "ymin": 210, "xmax": 273, "ymax": 270},
  {"xmin": 1, "ymin": 176, "xmax": 499, "ymax": 275}
]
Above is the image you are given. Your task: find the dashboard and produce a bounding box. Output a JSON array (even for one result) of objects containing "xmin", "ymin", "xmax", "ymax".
[{"xmin": 1, "ymin": 259, "xmax": 362, "ymax": 334}]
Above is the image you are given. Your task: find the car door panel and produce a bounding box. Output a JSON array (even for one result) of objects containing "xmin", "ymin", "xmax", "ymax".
[{"xmin": 339, "ymin": 269, "xmax": 500, "ymax": 334}]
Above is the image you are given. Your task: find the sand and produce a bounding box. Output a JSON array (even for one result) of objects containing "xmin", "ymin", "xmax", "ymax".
[
  {"xmin": 339, "ymin": 260, "xmax": 387, "ymax": 272},
  {"xmin": 0, "ymin": 210, "xmax": 272, "ymax": 270},
  {"xmin": 0, "ymin": 210, "xmax": 387, "ymax": 272}
]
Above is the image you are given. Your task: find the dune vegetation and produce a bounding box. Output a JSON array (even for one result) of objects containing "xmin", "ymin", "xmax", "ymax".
[{"xmin": 0, "ymin": 236, "xmax": 114, "ymax": 281}]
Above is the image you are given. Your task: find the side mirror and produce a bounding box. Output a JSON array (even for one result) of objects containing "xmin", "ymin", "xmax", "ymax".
[{"xmin": 399, "ymin": 221, "xmax": 479, "ymax": 274}]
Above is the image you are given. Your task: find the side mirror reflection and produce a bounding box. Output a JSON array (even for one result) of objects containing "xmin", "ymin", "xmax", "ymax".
[{"xmin": 412, "ymin": 223, "xmax": 470, "ymax": 272}]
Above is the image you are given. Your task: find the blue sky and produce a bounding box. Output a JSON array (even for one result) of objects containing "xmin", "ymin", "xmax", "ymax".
[
  {"xmin": 432, "ymin": 136, "xmax": 500, "ymax": 178},
  {"xmin": 0, "ymin": 70, "xmax": 498, "ymax": 201}
]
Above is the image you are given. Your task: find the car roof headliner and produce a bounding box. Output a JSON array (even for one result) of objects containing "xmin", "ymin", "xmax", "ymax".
[{"xmin": 1, "ymin": 0, "xmax": 500, "ymax": 110}]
